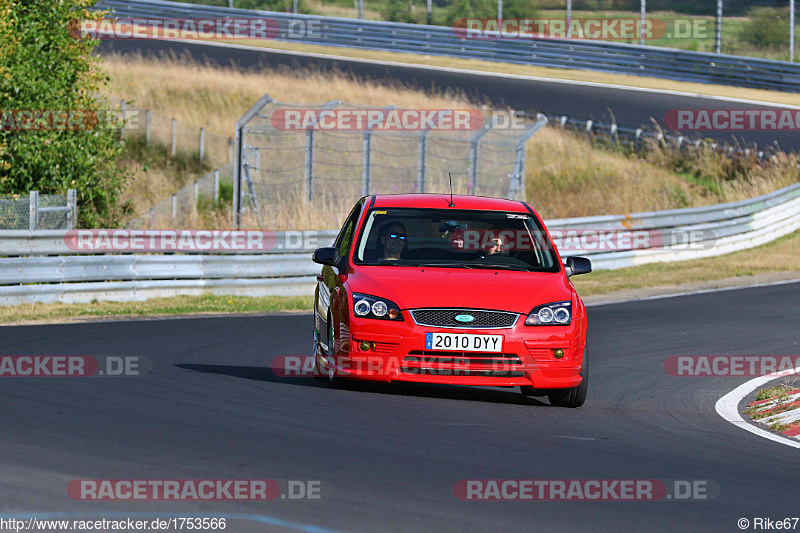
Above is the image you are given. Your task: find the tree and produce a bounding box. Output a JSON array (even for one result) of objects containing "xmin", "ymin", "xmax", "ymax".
[
  {"xmin": 0, "ymin": 0, "xmax": 129, "ymax": 227},
  {"xmin": 445, "ymin": 0, "xmax": 495, "ymax": 27}
]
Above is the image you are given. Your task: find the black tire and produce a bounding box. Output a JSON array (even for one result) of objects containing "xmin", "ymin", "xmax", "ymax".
[
  {"xmin": 326, "ymin": 316, "xmax": 346, "ymax": 389},
  {"xmin": 548, "ymin": 346, "xmax": 588, "ymax": 408},
  {"xmin": 312, "ymin": 321, "xmax": 325, "ymax": 379},
  {"xmin": 520, "ymin": 386, "xmax": 549, "ymax": 398}
]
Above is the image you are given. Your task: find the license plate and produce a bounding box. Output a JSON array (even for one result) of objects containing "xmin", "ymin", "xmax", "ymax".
[{"xmin": 425, "ymin": 332, "xmax": 503, "ymax": 352}]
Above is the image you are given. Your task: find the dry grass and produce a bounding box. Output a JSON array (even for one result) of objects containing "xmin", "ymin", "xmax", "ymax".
[
  {"xmin": 188, "ymin": 36, "xmax": 800, "ymax": 108},
  {"xmin": 103, "ymin": 55, "xmax": 798, "ymax": 229},
  {"xmin": 104, "ymin": 54, "xmax": 480, "ymax": 224},
  {"xmin": 103, "ymin": 53, "xmax": 473, "ymax": 136},
  {"xmin": 526, "ymin": 129, "xmax": 703, "ymax": 219}
]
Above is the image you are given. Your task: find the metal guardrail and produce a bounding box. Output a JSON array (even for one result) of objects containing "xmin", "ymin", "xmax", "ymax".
[
  {"xmin": 93, "ymin": 0, "xmax": 800, "ymax": 93},
  {"xmin": 1, "ymin": 182, "xmax": 797, "ymax": 305}
]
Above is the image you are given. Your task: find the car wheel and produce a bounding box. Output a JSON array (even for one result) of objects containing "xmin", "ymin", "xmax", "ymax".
[
  {"xmin": 312, "ymin": 321, "xmax": 325, "ymax": 379},
  {"xmin": 520, "ymin": 386, "xmax": 549, "ymax": 398},
  {"xmin": 326, "ymin": 315, "xmax": 346, "ymax": 389},
  {"xmin": 548, "ymin": 346, "xmax": 588, "ymax": 408}
]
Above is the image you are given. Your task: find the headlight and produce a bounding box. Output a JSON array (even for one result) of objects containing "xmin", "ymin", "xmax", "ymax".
[
  {"xmin": 352, "ymin": 293, "xmax": 403, "ymax": 321},
  {"xmin": 525, "ymin": 301, "xmax": 571, "ymax": 326}
]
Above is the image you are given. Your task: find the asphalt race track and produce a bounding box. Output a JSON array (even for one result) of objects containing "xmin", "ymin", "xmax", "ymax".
[
  {"xmin": 97, "ymin": 39, "xmax": 800, "ymax": 152},
  {"xmin": 1, "ymin": 282, "xmax": 799, "ymax": 532}
]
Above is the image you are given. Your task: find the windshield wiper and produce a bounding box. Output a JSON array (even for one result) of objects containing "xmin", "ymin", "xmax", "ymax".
[
  {"xmin": 467, "ymin": 263, "xmax": 534, "ymax": 272},
  {"xmin": 408, "ymin": 262, "xmax": 480, "ymax": 269}
]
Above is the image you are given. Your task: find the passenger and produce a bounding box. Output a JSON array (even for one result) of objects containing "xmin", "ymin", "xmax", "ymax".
[{"xmin": 484, "ymin": 237, "xmax": 507, "ymax": 256}]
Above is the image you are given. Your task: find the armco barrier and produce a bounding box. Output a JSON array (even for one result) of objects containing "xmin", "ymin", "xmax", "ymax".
[
  {"xmin": 0, "ymin": 182, "xmax": 797, "ymax": 305},
  {"xmin": 92, "ymin": 0, "xmax": 800, "ymax": 92}
]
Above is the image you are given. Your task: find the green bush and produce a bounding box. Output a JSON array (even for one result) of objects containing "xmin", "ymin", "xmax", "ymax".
[
  {"xmin": 186, "ymin": 0, "xmax": 310, "ymax": 14},
  {"xmin": 0, "ymin": 0, "xmax": 129, "ymax": 227},
  {"xmin": 445, "ymin": 0, "xmax": 495, "ymax": 26},
  {"xmin": 502, "ymin": 0, "xmax": 539, "ymax": 20},
  {"xmin": 445, "ymin": 0, "xmax": 539, "ymax": 27},
  {"xmin": 737, "ymin": 7, "xmax": 791, "ymax": 49},
  {"xmin": 382, "ymin": 0, "xmax": 424, "ymax": 24}
]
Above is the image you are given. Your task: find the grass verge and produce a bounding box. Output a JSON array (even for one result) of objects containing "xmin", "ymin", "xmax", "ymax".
[
  {"xmin": 572, "ymin": 229, "xmax": 799, "ymax": 296},
  {"xmin": 2, "ymin": 230, "xmax": 796, "ymax": 325},
  {"xmin": 0, "ymin": 294, "xmax": 313, "ymax": 325}
]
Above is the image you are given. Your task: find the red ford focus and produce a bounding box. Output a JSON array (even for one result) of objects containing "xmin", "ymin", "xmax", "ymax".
[{"xmin": 312, "ymin": 194, "xmax": 592, "ymax": 407}]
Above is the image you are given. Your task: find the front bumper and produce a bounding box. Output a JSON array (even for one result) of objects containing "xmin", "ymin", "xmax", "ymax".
[{"xmin": 324, "ymin": 310, "xmax": 585, "ymax": 389}]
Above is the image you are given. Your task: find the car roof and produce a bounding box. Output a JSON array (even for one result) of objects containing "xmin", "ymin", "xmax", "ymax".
[{"xmin": 371, "ymin": 194, "xmax": 530, "ymax": 212}]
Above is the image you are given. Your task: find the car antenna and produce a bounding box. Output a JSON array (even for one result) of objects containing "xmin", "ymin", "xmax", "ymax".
[{"xmin": 448, "ymin": 172, "xmax": 455, "ymax": 207}]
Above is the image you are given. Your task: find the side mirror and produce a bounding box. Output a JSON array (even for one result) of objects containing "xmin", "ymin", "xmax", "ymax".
[
  {"xmin": 312, "ymin": 247, "xmax": 341, "ymax": 267},
  {"xmin": 565, "ymin": 256, "xmax": 592, "ymax": 277}
]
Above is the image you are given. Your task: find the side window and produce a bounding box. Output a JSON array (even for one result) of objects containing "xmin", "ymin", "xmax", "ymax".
[{"xmin": 335, "ymin": 202, "xmax": 363, "ymax": 257}]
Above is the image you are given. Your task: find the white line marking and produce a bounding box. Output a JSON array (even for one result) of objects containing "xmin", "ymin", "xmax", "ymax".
[
  {"xmin": 715, "ymin": 367, "xmax": 800, "ymax": 449},
  {"xmin": 125, "ymin": 37, "xmax": 800, "ymax": 109}
]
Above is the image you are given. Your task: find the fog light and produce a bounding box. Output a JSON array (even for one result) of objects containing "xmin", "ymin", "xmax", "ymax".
[
  {"xmin": 359, "ymin": 340, "xmax": 372, "ymax": 352},
  {"xmin": 552, "ymin": 348, "xmax": 564, "ymax": 359}
]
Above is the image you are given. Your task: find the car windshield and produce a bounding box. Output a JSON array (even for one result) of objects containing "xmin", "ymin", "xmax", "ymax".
[{"xmin": 353, "ymin": 207, "xmax": 560, "ymax": 272}]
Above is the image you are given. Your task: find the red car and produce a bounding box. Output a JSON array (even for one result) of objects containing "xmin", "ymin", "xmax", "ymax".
[{"xmin": 312, "ymin": 194, "xmax": 592, "ymax": 407}]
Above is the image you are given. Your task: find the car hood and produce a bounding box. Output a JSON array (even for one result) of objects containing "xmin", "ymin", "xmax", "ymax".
[{"xmin": 346, "ymin": 266, "xmax": 573, "ymax": 314}]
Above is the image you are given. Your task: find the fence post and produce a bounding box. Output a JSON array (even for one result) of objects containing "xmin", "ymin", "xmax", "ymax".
[
  {"xmin": 469, "ymin": 117, "xmax": 498, "ymax": 194},
  {"xmin": 199, "ymin": 128, "xmax": 205, "ymax": 161},
  {"xmin": 29, "ymin": 191, "xmax": 39, "ymax": 231},
  {"xmin": 172, "ymin": 194, "xmax": 177, "ymax": 220},
  {"xmin": 233, "ymin": 128, "xmax": 241, "ymax": 229},
  {"xmin": 416, "ymin": 130, "xmax": 428, "ymax": 193},
  {"xmin": 146, "ymin": 110, "xmax": 151, "ymax": 145},
  {"xmin": 304, "ymin": 129, "xmax": 314, "ymax": 202},
  {"xmin": 194, "ymin": 180, "xmax": 199, "ymax": 211},
  {"xmin": 67, "ymin": 188, "xmax": 77, "ymax": 230},
  {"xmin": 509, "ymin": 142, "xmax": 526, "ymax": 201},
  {"xmin": 507, "ymin": 114, "xmax": 547, "ymax": 201},
  {"xmin": 120, "ymin": 99, "xmax": 126, "ymax": 140},
  {"xmin": 304, "ymin": 101, "xmax": 339, "ymax": 201},
  {"xmin": 149, "ymin": 208, "xmax": 155, "ymax": 230},
  {"xmin": 171, "ymin": 118, "xmax": 177, "ymax": 157},
  {"xmin": 791, "ymin": 0, "xmax": 795, "ymax": 63},
  {"xmin": 362, "ymin": 130, "xmax": 372, "ymax": 196},
  {"xmin": 214, "ymin": 169, "xmax": 220, "ymax": 205}
]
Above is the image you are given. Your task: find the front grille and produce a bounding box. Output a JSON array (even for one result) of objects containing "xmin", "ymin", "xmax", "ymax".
[
  {"xmin": 410, "ymin": 309, "xmax": 518, "ymax": 329},
  {"xmin": 401, "ymin": 350, "xmax": 524, "ymax": 377}
]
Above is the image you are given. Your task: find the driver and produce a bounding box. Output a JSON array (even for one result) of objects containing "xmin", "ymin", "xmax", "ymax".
[{"xmin": 379, "ymin": 222, "xmax": 407, "ymax": 261}]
